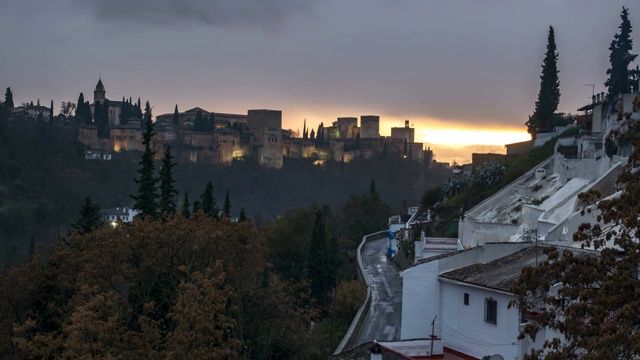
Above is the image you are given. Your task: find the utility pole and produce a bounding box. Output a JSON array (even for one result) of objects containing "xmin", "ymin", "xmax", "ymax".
[{"xmin": 430, "ymin": 315, "xmax": 437, "ymax": 356}]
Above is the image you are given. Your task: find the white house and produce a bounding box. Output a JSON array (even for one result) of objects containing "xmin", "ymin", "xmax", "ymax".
[
  {"xmin": 101, "ymin": 207, "xmax": 140, "ymax": 223},
  {"xmin": 401, "ymin": 243, "xmax": 598, "ymax": 359}
]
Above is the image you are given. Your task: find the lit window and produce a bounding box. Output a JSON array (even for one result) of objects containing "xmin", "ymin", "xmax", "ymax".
[{"xmin": 485, "ymin": 298, "xmax": 497, "ymax": 324}]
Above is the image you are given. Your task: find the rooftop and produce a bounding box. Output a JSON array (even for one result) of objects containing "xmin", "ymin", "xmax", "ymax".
[{"xmin": 439, "ymin": 245, "xmax": 597, "ymax": 292}]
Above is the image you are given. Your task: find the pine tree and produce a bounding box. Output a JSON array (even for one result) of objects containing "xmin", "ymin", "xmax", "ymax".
[
  {"xmin": 238, "ymin": 207, "xmax": 247, "ymax": 222},
  {"xmin": 71, "ymin": 196, "xmax": 103, "ymax": 235},
  {"xmin": 527, "ymin": 26, "xmax": 560, "ymax": 138},
  {"xmin": 173, "ymin": 104, "xmax": 179, "ymax": 126},
  {"xmin": 606, "ymin": 7, "xmax": 637, "ymax": 98},
  {"xmin": 223, "ymin": 190, "xmax": 231, "ymax": 218},
  {"xmin": 4, "ymin": 87, "xmax": 14, "ymax": 108},
  {"xmin": 159, "ymin": 146, "xmax": 178, "ymax": 217},
  {"xmin": 200, "ymin": 180, "xmax": 218, "ymax": 219},
  {"xmin": 181, "ymin": 191, "xmax": 191, "ymax": 218},
  {"xmin": 131, "ymin": 103, "xmax": 158, "ymax": 219}
]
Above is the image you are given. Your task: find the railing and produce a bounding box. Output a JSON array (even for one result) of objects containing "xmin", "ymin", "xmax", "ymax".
[{"xmin": 334, "ymin": 230, "xmax": 387, "ymax": 355}]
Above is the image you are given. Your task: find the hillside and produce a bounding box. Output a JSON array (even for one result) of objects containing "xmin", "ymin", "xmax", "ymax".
[{"xmin": 0, "ymin": 117, "xmax": 450, "ymax": 269}]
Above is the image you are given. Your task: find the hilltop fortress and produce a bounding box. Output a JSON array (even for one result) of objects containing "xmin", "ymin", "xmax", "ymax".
[{"xmin": 77, "ymin": 79, "xmax": 434, "ymax": 168}]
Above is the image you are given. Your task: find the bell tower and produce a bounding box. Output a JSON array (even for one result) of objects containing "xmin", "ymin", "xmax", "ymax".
[{"xmin": 94, "ymin": 76, "xmax": 106, "ymax": 104}]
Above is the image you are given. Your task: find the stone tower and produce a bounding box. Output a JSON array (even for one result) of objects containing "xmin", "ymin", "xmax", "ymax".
[{"xmin": 94, "ymin": 77, "xmax": 106, "ymax": 104}]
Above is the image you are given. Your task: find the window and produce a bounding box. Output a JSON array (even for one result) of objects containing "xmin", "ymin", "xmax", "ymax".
[
  {"xmin": 485, "ymin": 298, "xmax": 497, "ymax": 324},
  {"xmin": 464, "ymin": 293, "xmax": 469, "ymax": 306}
]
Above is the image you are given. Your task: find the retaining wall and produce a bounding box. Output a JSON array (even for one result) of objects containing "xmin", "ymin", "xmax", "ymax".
[{"xmin": 334, "ymin": 230, "xmax": 387, "ymax": 355}]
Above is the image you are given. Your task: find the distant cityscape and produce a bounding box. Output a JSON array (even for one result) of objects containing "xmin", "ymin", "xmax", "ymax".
[{"xmin": 6, "ymin": 78, "xmax": 447, "ymax": 169}]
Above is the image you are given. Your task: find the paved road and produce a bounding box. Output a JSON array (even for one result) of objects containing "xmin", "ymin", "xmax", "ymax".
[{"xmin": 356, "ymin": 237, "xmax": 403, "ymax": 345}]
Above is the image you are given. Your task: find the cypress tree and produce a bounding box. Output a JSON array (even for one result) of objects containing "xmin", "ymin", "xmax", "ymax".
[
  {"xmin": 200, "ymin": 180, "xmax": 218, "ymax": 219},
  {"xmin": 49, "ymin": 100, "xmax": 54, "ymax": 126},
  {"xmin": 71, "ymin": 196, "xmax": 103, "ymax": 235},
  {"xmin": 192, "ymin": 200, "xmax": 201, "ymax": 214},
  {"xmin": 606, "ymin": 7, "xmax": 637, "ymax": 98},
  {"xmin": 4, "ymin": 87, "xmax": 14, "ymax": 108},
  {"xmin": 173, "ymin": 104, "xmax": 179, "ymax": 126},
  {"xmin": 238, "ymin": 207, "xmax": 247, "ymax": 222},
  {"xmin": 527, "ymin": 26, "xmax": 560, "ymax": 137},
  {"xmin": 307, "ymin": 209, "xmax": 337, "ymax": 305},
  {"xmin": 28, "ymin": 236, "xmax": 35, "ymax": 259},
  {"xmin": 307, "ymin": 210, "xmax": 328, "ymax": 299},
  {"xmin": 181, "ymin": 191, "xmax": 191, "ymax": 218},
  {"xmin": 223, "ymin": 190, "xmax": 231, "ymax": 218},
  {"xmin": 130, "ymin": 103, "xmax": 158, "ymax": 219},
  {"xmin": 369, "ymin": 179, "xmax": 378, "ymax": 196},
  {"xmin": 310, "ymin": 129, "xmax": 315, "ymax": 140},
  {"xmin": 159, "ymin": 146, "xmax": 178, "ymax": 217},
  {"xmin": 303, "ymin": 119, "xmax": 307, "ymax": 140},
  {"xmin": 194, "ymin": 110, "xmax": 203, "ymax": 132}
]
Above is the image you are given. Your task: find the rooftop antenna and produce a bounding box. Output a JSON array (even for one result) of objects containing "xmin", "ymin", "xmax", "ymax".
[{"xmin": 586, "ymin": 84, "xmax": 595, "ymax": 98}]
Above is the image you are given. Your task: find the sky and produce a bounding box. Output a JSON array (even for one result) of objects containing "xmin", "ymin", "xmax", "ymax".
[{"xmin": 1, "ymin": 0, "xmax": 639, "ymax": 164}]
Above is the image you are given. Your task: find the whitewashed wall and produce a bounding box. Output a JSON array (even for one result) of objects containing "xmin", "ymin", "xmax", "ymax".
[{"xmin": 439, "ymin": 281, "xmax": 520, "ymax": 360}]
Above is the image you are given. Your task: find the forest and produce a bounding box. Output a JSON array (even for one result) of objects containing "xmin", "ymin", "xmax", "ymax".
[{"xmin": 0, "ymin": 103, "xmax": 448, "ymax": 358}]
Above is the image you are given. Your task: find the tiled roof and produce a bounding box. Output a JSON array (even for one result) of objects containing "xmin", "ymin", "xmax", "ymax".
[
  {"xmin": 409, "ymin": 249, "xmax": 466, "ymax": 268},
  {"xmin": 330, "ymin": 341, "xmax": 413, "ymax": 360},
  {"xmin": 439, "ymin": 245, "xmax": 598, "ymax": 292}
]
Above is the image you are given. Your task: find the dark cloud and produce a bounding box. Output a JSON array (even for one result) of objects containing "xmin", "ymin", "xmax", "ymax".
[{"xmin": 73, "ymin": 0, "xmax": 320, "ymax": 30}]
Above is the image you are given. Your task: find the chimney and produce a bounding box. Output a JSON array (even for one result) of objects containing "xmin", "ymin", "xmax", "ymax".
[
  {"xmin": 596, "ymin": 93, "xmax": 600, "ymax": 103},
  {"xmin": 405, "ymin": 120, "xmax": 409, "ymax": 128},
  {"xmin": 370, "ymin": 343, "xmax": 383, "ymax": 360},
  {"xmin": 592, "ymin": 95, "xmax": 596, "ymax": 104}
]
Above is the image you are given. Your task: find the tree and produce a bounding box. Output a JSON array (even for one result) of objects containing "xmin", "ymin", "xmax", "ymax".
[
  {"xmin": 512, "ymin": 119, "xmax": 640, "ymax": 359},
  {"xmin": 369, "ymin": 178, "xmax": 379, "ymax": 198},
  {"xmin": 303, "ymin": 119, "xmax": 308, "ymax": 140},
  {"xmin": 60, "ymin": 101, "xmax": 76, "ymax": 117},
  {"xmin": 238, "ymin": 207, "xmax": 247, "ymax": 222},
  {"xmin": 172, "ymin": 104, "xmax": 179, "ymax": 126},
  {"xmin": 4, "ymin": 88, "xmax": 13, "ymax": 108},
  {"xmin": 194, "ymin": 110, "xmax": 204, "ymax": 132},
  {"xmin": 49, "ymin": 100, "xmax": 54, "ymax": 123},
  {"xmin": 70, "ymin": 196, "xmax": 102, "ymax": 235},
  {"xmin": 200, "ymin": 180, "xmax": 218, "ymax": 219},
  {"xmin": 130, "ymin": 103, "xmax": 158, "ymax": 219},
  {"xmin": 159, "ymin": 146, "xmax": 178, "ymax": 217},
  {"xmin": 181, "ymin": 192, "xmax": 191, "ymax": 218},
  {"xmin": 192, "ymin": 200, "xmax": 201, "ymax": 214},
  {"xmin": 223, "ymin": 190, "xmax": 231, "ymax": 218},
  {"xmin": 606, "ymin": 7, "xmax": 637, "ymax": 98},
  {"xmin": 0, "ymin": 215, "xmax": 315, "ymax": 359},
  {"xmin": 306, "ymin": 209, "xmax": 337, "ymax": 306},
  {"xmin": 527, "ymin": 26, "xmax": 560, "ymax": 137}
]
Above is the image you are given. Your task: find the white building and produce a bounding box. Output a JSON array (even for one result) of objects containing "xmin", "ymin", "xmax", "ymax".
[
  {"xmin": 400, "ymin": 243, "xmax": 596, "ymax": 359},
  {"xmin": 101, "ymin": 207, "xmax": 140, "ymax": 223}
]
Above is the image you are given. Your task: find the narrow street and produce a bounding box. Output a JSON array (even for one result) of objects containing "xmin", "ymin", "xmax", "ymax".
[{"xmin": 356, "ymin": 237, "xmax": 403, "ymax": 345}]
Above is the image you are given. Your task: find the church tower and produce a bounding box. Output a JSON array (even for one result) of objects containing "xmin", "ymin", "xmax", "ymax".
[{"xmin": 94, "ymin": 77, "xmax": 106, "ymax": 104}]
